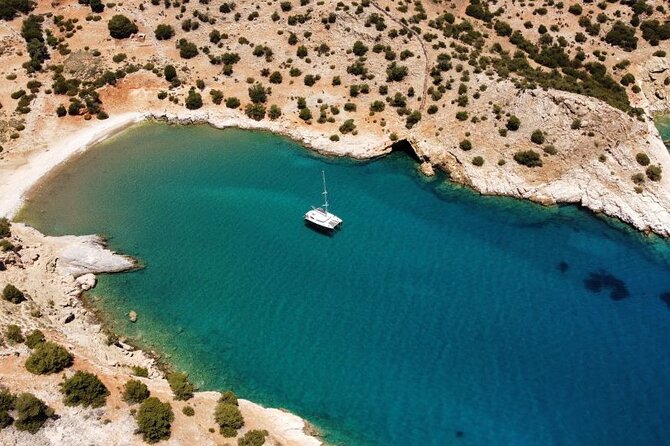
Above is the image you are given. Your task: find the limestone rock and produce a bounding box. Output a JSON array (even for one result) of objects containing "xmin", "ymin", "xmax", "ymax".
[
  {"xmin": 76, "ymin": 273, "xmax": 97, "ymax": 291},
  {"xmin": 128, "ymin": 310, "xmax": 137, "ymax": 323}
]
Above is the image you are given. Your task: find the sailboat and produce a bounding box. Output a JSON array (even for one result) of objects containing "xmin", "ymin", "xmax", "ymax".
[{"xmin": 304, "ymin": 170, "xmax": 343, "ymax": 231}]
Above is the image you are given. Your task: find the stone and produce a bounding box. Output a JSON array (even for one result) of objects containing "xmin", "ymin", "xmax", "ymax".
[
  {"xmin": 63, "ymin": 313, "xmax": 75, "ymax": 324},
  {"xmin": 76, "ymin": 273, "xmax": 97, "ymax": 291},
  {"xmin": 128, "ymin": 310, "xmax": 137, "ymax": 323}
]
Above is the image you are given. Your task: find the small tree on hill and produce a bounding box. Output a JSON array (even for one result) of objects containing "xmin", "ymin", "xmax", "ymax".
[
  {"xmin": 136, "ymin": 397, "xmax": 174, "ymax": 443},
  {"xmin": 14, "ymin": 393, "xmax": 53, "ymax": 434},
  {"xmin": 3, "ymin": 284, "xmax": 25, "ymax": 304},
  {"xmin": 60, "ymin": 371, "xmax": 109, "ymax": 408},
  {"xmin": 154, "ymin": 24, "xmax": 174, "ymax": 40},
  {"xmin": 166, "ymin": 372, "xmax": 194, "ymax": 401},
  {"xmin": 108, "ymin": 15, "xmax": 138, "ymax": 39},
  {"xmin": 25, "ymin": 342, "xmax": 73, "ymax": 375},
  {"xmin": 123, "ymin": 379, "xmax": 150, "ymax": 404}
]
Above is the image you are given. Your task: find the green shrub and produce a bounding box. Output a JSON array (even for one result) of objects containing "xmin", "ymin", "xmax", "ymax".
[
  {"xmin": 0, "ymin": 217, "xmax": 9, "ymax": 238},
  {"xmin": 268, "ymin": 104, "xmax": 281, "ymax": 120},
  {"xmin": 136, "ymin": 397, "xmax": 174, "ymax": 443},
  {"xmin": 123, "ymin": 379, "xmax": 150, "ymax": 404},
  {"xmin": 60, "ymin": 371, "xmax": 109, "ymax": 408},
  {"xmin": 182, "ymin": 405, "xmax": 195, "ymax": 416},
  {"xmin": 178, "ymin": 39, "xmax": 198, "ymax": 59},
  {"xmin": 386, "ymin": 62, "xmax": 408, "ymax": 82},
  {"xmin": 248, "ymin": 83, "xmax": 267, "ymax": 104},
  {"xmin": 245, "ymin": 103, "xmax": 266, "ymax": 121},
  {"xmin": 226, "ymin": 97, "xmax": 240, "ymax": 109},
  {"xmin": 339, "ymin": 119, "xmax": 356, "ymax": 134},
  {"xmin": 25, "ymin": 329, "xmax": 45, "ymax": 349},
  {"xmin": 164, "ymin": 65, "xmax": 177, "ymax": 82},
  {"xmin": 459, "ymin": 139, "xmax": 472, "ymax": 151},
  {"xmin": 456, "ymin": 111, "xmax": 468, "ymax": 121},
  {"xmin": 530, "ymin": 130, "xmax": 545, "ymax": 145},
  {"xmin": 571, "ymin": 119, "xmax": 581, "ymax": 130},
  {"xmin": 154, "ymin": 24, "xmax": 174, "ymax": 40},
  {"xmin": 6, "ymin": 324, "xmax": 24, "ymax": 344},
  {"xmin": 352, "ymin": 40, "xmax": 368, "ymax": 56},
  {"xmin": 185, "ymin": 89, "xmax": 203, "ymax": 110},
  {"xmin": 405, "ymin": 110, "xmax": 421, "ymax": 129},
  {"xmin": 605, "ymin": 21, "xmax": 638, "ymax": 51},
  {"xmin": 472, "ymin": 156, "xmax": 484, "ymax": 167},
  {"xmin": 0, "ymin": 0, "xmax": 35, "ymax": 20},
  {"xmin": 631, "ymin": 173, "xmax": 645, "ymax": 184},
  {"xmin": 514, "ymin": 150, "xmax": 543, "ymax": 167},
  {"xmin": 543, "ymin": 145, "xmax": 558, "ymax": 155},
  {"xmin": 506, "ymin": 115, "xmax": 520, "ymax": 131},
  {"xmin": 25, "ymin": 342, "xmax": 73, "ymax": 374},
  {"xmin": 219, "ymin": 391, "xmax": 238, "ymax": 406},
  {"xmin": 299, "ymin": 107, "xmax": 312, "ymax": 121},
  {"xmin": 215, "ymin": 400, "xmax": 244, "ymax": 437},
  {"xmin": 3, "ymin": 284, "xmax": 25, "ymax": 304},
  {"xmin": 131, "ymin": 366, "xmax": 149, "ymax": 378},
  {"xmin": 0, "ymin": 389, "xmax": 16, "ymax": 411},
  {"xmin": 646, "ymin": 165, "xmax": 662, "ymax": 182},
  {"xmin": 238, "ymin": 429, "xmax": 269, "ymax": 446},
  {"xmin": 269, "ymin": 71, "xmax": 282, "ymax": 84},
  {"xmin": 108, "ymin": 15, "xmax": 138, "ymax": 39},
  {"xmin": 568, "ymin": 3, "xmax": 582, "ymax": 15},
  {"xmin": 167, "ymin": 372, "xmax": 194, "ymax": 401},
  {"xmin": 14, "ymin": 393, "xmax": 53, "ymax": 434},
  {"xmin": 636, "ymin": 152, "xmax": 650, "ymax": 166}
]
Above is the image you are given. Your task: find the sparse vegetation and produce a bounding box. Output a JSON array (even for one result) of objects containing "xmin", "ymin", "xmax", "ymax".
[
  {"xmin": 60, "ymin": 371, "xmax": 109, "ymax": 408},
  {"xmin": 514, "ymin": 150, "xmax": 543, "ymax": 168}
]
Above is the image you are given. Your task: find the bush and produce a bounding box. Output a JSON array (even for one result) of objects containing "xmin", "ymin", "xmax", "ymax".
[
  {"xmin": 568, "ymin": 3, "xmax": 582, "ymax": 15},
  {"xmin": 646, "ymin": 165, "xmax": 662, "ymax": 182},
  {"xmin": 386, "ymin": 62, "xmax": 408, "ymax": 82},
  {"xmin": 25, "ymin": 329, "xmax": 45, "ymax": 349},
  {"xmin": 472, "ymin": 156, "xmax": 484, "ymax": 167},
  {"xmin": 25, "ymin": 342, "xmax": 73, "ymax": 375},
  {"xmin": 506, "ymin": 115, "xmax": 520, "ymax": 131},
  {"xmin": 636, "ymin": 153, "xmax": 650, "ymax": 166},
  {"xmin": 238, "ymin": 429, "xmax": 269, "ymax": 446},
  {"xmin": 226, "ymin": 97, "xmax": 240, "ymax": 109},
  {"xmin": 459, "ymin": 139, "xmax": 472, "ymax": 151},
  {"xmin": 136, "ymin": 397, "xmax": 174, "ymax": 443},
  {"xmin": 163, "ymin": 64, "xmax": 177, "ymax": 82},
  {"xmin": 123, "ymin": 379, "xmax": 150, "ymax": 404},
  {"xmin": 269, "ymin": 71, "xmax": 282, "ymax": 84},
  {"xmin": 185, "ymin": 89, "xmax": 203, "ymax": 110},
  {"xmin": 543, "ymin": 145, "xmax": 558, "ymax": 155},
  {"xmin": 3, "ymin": 284, "xmax": 25, "ymax": 304},
  {"xmin": 108, "ymin": 15, "xmax": 138, "ymax": 39},
  {"xmin": 248, "ymin": 83, "xmax": 267, "ymax": 104},
  {"xmin": 0, "ymin": 217, "xmax": 9, "ymax": 238},
  {"xmin": 605, "ymin": 21, "xmax": 637, "ymax": 51},
  {"xmin": 219, "ymin": 391, "xmax": 238, "ymax": 406},
  {"xmin": 456, "ymin": 111, "xmax": 468, "ymax": 121},
  {"xmin": 339, "ymin": 119, "xmax": 356, "ymax": 134},
  {"xmin": 6, "ymin": 324, "xmax": 24, "ymax": 344},
  {"xmin": 60, "ymin": 371, "xmax": 109, "ymax": 408},
  {"xmin": 154, "ymin": 24, "xmax": 174, "ymax": 40},
  {"xmin": 514, "ymin": 150, "xmax": 543, "ymax": 167},
  {"xmin": 131, "ymin": 366, "xmax": 149, "ymax": 378},
  {"xmin": 370, "ymin": 101, "xmax": 385, "ymax": 113},
  {"xmin": 268, "ymin": 105, "xmax": 281, "ymax": 120},
  {"xmin": 210, "ymin": 89, "xmax": 224, "ymax": 105},
  {"xmin": 245, "ymin": 103, "xmax": 266, "ymax": 121},
  {"xmin": 178, "ymin": 39, "xmax": 198, "ymax": 59},
  {"xmin": 352, "ymin": 40, "xmax": 368, "ymax": 56},
  {"xmin": 0, "ymin": 389, "xmax": 16, "ymax": 412},
  {"xmin": 182, "ymin": 405, "xmax": 195, "ymax": 416},
  {"xmin": 215, "ymin": 400, "xmax": 244, "ymax": 437},
  {"xmin": 0, "ymin": 0, "xmax": 34, "ymax": 20},
  {"xmin": 571, "ymin": 119, "xmax": 581, "ymax": 130},
  {"xmin": 167, "ymin": 372, "xmax": 194, "ymax": 401},
  {"xmin": 298, "ymin": 107, "xmax": 312, "ymax": 121},
  {"xmin": 14, "ymin": 393, "xmax": 53, "ymax": 434},
  {"xmin": 530, "ymin": 130, "xmax": 545, "ymax": 145}
]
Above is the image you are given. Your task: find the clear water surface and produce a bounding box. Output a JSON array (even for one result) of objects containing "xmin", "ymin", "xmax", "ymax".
[{"xmin": 20, "ymin": 123, "xmax": 670, "ymax": 446}]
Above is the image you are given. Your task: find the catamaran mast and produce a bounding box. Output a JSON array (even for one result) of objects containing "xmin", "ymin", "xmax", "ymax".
[{"xmin": 322, "ymin": 169, "xmax": 329, "ymax": 214}]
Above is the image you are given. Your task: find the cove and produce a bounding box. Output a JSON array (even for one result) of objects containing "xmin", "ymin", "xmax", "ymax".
[{"xmin": 19, "ymin": 123, "xmax": 670, "ymax": 445}]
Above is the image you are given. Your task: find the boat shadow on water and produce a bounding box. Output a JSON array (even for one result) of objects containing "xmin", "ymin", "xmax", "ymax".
[{"xmin": 303, "ymin": 220, "xmax": 340, "ymax": 237}]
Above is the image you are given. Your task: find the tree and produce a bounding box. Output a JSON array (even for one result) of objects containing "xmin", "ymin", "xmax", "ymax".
[
  {"xmin": 185, "ymin": 89, "xmax": 203, "ymax": 110},
  {"xmin": 6, "ymin": 324, "xmax": 23, "ymax": 344},
  {"xmin": 108, "ymin": 15, "xmax": 138, "ymax": 39},
  {"xmin": 25, "ymin": 342, "xmax": 73, "ymax": 374},
  {"xmin": 60, "ymin": 371, "xmax": 109, "ymax": 408},
  {"xmin": 245, "ymin": 103, "xmax": 266, "ymax": 121},
  {"xmin": 352, "ymin": 40, "xmax": 368, "ymax": 56},
  {"xmin": 506, "ymin": 116, "xmax": 520, "ymax": 131},
  {"xmin": 25, "ymin": 329, "xmax": 45, "ymax": 349},
  {"xmin": 167, "ymin": 372, "xmax": 194, "ymax": 401},
  {"xmin": 123, "ymin": 379, "xmax": 150, "ymax": 404},
  {"xmin": 514, "ymin": 150, "xmax": 543, "ymax": 167},
  {"xmin": 268, "ymin": 104, "xmax": 282, "ymax": 120},
  {"xmin": 164, "ymin": 65, "xmax": 177, "ymax": 82},
  {"xmin": 154, "ymin": 24, "xmax": 174, "ymax": 40},
  {"xmin": 238, "ymin": 430, "xmax": 269, "ymax": 446},
  {"xmin": 530, "ymin": 129, "xmax": 545, "ymax": 145},
  {"xmin": 605, "ymin": 21, "xmax": 637, "ymax": 51},
  {"xmin": 219, "ymin": 391, "xmax": 238, "ymax": 406},
  {"xmin": 269, "ymin": 71, "xmax": 283, "ymax": 84},
  {"xmin": 248, "ymin": 83, "xmax": 267, "ymax": 103},
  {"xmin": 136, "ymin": 397, "xmax": 174, "ymax": 443},
  {"xmin": 405, "ymin": 110, "xmax": 421, "ymax": 129},
  {"xmin": 299, "ymin": 107, "xmax": 312, "ymax": 121},
  {"xmin": 178, "ymin": 39, "xmax": 198, "ymax": 59},
  {"xmin": 226, "ymin": 97, "xmax": 240, "ymax": 108},
  {"xmin": 636, "ymin": 153, "xmax": 650, "ymax": 166},
  {"xmin": 89, "ymin": 0, "xmax": 104, "ymax": 13},
  {"xmin": 646, "ymin": 165, "xmax": 662, "ymax": 182},
  {"xmin": 568, "ymin": 3, "xmax": 582, "ymax": 15},
  {"xmin": 215, "ymin": 400, "xmax": 244, "ymax": 437},
  {"xmin": 459, "ymin": 139, "xmax": 472, "ymax": 151},
  {"xmin": 386, "ymin": 62, "xmax": 408, "ymax": 82},
  {"xmin": 339, "ymin": 119, "xmax": 356, "ymax": 134},
  {"xmin": 0, "ymin": 0, "xmax": 35, "ymax": 21},
  {"xmin": 14, "ymin": 393, "xmax": 53, "ymax": 434},
  {"xmin": 3, "ymin": 284, "xmax": 25, "ymax": 303}
]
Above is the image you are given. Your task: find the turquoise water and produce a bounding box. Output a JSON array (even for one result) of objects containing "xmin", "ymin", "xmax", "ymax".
[
  {"xmin": 20, "ymin": 123, "xmax": 670, "ymax": 445},
  {"xmin": 656, "ymin": 114, "xmax": 670, "ymax": 144}
]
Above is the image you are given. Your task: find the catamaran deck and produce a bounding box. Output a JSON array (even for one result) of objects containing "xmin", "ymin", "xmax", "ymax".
[{"xmin": 304, "ymin": 207, "xmax": 342, "ymax": 230}]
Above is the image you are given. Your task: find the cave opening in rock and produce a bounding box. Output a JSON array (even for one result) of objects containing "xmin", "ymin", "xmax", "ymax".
[{"xmin": 390, "ymin": 139, "xmax": 421, "ymax": 162}]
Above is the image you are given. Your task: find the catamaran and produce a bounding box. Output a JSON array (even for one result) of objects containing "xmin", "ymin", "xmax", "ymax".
[{"xmin": 304, "ymin": 170, "xmax": 342, "ymax": 231}]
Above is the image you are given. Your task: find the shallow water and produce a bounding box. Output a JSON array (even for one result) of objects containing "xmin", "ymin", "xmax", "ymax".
[{"xmin": 20, "ymin": 123, "xmax": 670, "ymax": 445}]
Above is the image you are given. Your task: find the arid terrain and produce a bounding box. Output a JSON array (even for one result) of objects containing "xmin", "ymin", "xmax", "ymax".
[{"xmin": 0, "ymin": 0, "xmax": 669, "ymax": 444}]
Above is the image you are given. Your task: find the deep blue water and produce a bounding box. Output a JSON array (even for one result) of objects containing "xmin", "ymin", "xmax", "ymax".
[{"xmin": 20, "ymin": 123, "xmax": 670, "ymax": 445}]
